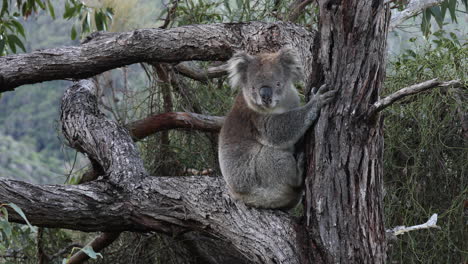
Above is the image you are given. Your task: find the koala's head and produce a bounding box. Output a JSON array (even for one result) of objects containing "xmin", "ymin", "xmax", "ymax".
[{"xmin": 227, "ymin": 47, "xmax": 304, "ymax": 113}]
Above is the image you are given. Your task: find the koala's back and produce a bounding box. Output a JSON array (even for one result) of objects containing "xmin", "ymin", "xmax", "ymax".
[{"xmin": 219, "ymin": 94, "xmax": 302, "ymax": 209}]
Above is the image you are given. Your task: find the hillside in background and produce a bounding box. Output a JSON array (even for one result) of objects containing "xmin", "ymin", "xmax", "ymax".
[{"xmin": 0, "ymin": 7, "xmax": 77, "ymax": 183}]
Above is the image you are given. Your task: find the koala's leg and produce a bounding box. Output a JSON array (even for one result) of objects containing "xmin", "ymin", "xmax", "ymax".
[{"xmin": 240, "ymin": 147, "xmax": 302, "ymax": 209}]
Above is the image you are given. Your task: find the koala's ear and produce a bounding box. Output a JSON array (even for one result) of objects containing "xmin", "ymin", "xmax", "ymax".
[
  {"xmin": 227, "ymin": 51, "xmax": 253, "ymax": 89},
  {"xmin": 278, "ymin": 47, "xmax": 304, "ymax": 82}
]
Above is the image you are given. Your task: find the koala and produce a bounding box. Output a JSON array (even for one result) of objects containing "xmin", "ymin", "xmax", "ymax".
[{"xmin": 218, "ymin": 47, "xmax": 336, "ymax": 209}]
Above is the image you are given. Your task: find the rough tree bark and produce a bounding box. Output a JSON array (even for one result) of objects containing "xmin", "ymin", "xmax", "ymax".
[
  {"xmin": 300, "ymin": 1, "xmax": 389, "ymax": 263},
  {"xmin": 0, "ymin": 22, "xmax": 314, "ymax": 93}
]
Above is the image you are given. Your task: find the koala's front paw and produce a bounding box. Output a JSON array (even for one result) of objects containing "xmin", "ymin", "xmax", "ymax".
[{"xmin": 314, "ymin": 84, "xmax": 337, "ymax": 108}]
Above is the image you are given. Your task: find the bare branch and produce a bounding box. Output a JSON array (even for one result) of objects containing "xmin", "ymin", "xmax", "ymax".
[
  {"xmin": 67, "ymin": 233, "xmax": 120, "ymax": 264},
  {"xmin": 160, "ymin": 0, "xmax": 180, "ymax": 29},
  {"xmin": 368, "ymin": 79, "xmax": 460, "ymax": 116},
  {"xmin": 287, "ymin": 0, "xmax": 314, "ymax": 22},
  {"xmin": 127, "ymin": 112, "xmax": 224, "ymax": 140},
  {"xmin": 389, "ymin": 0, "xmax": 445, "ymax": 31},
  {"xmin": 386, "ymin": 213, "xmax": 441, "ymax": 240},
  {"xmin": 0, "ymin": 22, "xmax": 314, "ymax": 93},
  {"xmin": 174, "ymin": 62, "xmax": 228, "ymax": 83}
]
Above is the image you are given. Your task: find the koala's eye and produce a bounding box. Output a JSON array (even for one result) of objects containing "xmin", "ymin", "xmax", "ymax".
[
  {"xmin": 252, "ymin": 86, "xmax": 256, "ymax": 91},
  {"xmin": 276, "ymin": 81, "xmax": 281, "ymax": 87}
]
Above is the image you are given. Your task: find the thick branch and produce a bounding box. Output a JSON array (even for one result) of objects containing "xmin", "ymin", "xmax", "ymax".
[
  {"xmin": 389, "ymin": 0, "xmax": 445, "ymax": 31},
  {"xmin": 174, "ymin": 62, "xmax": 228, "ymax": 82},
  {"xmin": 0, "ymin": 179, "xmax": 137, "ymax": 232},
  {"xmin": 0, "ymin": 22, "xmax": 314, "ymax": 93},
  {"xmin": 369, "ymin": 79, "xmax": 460, "ymax": 116},
  {"xmin": 127, "ymin": 112, "xmax": 224, "ymax": 140},
  {"xmin": 0, "ymin": 79, "xmax": 300, "ymax": 263}
]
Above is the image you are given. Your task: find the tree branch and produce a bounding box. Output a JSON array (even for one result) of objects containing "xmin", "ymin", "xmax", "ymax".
[
  {"xmin": 0, "ymin": 22, "xmax": 314, "ymax": 93},
  {"xmin": 0, "ymin": 79, "xmax": 300, "ymax": 263},
  {"xmin": 386, "ymin": 214, "xmax": 440, "ymax": 240},
  {"xmin": 287, "ymin": 0, "xmax": 314, "ymax": 22},
  {"xmin": 368, "ymin": 79, "xmax": 460, "ymax": 116},
  {"xmin": 174, "ymin": 62, "xmax": 228, "ymax": 83},
  {"xmin": 127, "ymin": 112, "xmax": 224, "ymax": 140},
  {"xmin": 389, "ymin": 0, "xmax": 445, "ymax": 31},
  {"xmin": 67, "ymin": 233, "xmax": 120, "ymax": 264}
]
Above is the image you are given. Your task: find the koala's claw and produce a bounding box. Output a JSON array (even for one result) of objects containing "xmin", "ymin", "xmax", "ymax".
[
  {"xmin": 313, "ymin": 86, "xmax": 337, "ymax": 107},
  {"xmin": 316, "ymin": 84, "xmax": 329, "ymax": 94}
]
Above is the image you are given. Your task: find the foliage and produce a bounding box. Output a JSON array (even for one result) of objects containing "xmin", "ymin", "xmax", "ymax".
[
  {"xmin": 420, "ymin": 0, "xmax": 468, "ymax": 37},
  {"xmin": 383, "ymin": 31, "xmax": 467, "ymax": 263},
  {"xmin": 0, "ymin": 203, "xmax": 37, "ymax": 263},
  {"xmin": 63, "ymin": 0, "xmax": 113, "ymax": 39},
  {"xmin": 0, "ymin": 0, "xmax": 113, "ymax": 55},
  {"xmin": 0, "ymin": 0, "xmax": 56, "ymax": 54}
]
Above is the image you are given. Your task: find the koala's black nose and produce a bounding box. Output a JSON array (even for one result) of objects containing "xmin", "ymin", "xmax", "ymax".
[{"xmin": 259, "ymin": 86, "xmax": 272, "ymax": 104}]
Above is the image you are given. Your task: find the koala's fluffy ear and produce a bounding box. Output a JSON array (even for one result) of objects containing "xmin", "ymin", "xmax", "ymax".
[
  {"xmin": 278, "ymin": 47, "xmax": 304, "ymax": 82},
  {"xmin": 227, "ymin": 51, "xmax": 253, "ymax": 89}
]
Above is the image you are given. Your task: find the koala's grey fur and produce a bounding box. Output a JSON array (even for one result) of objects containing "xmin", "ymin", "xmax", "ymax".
[{"xmin": 219, "ymin": 47, "xmax": 336, "ymax": 209}]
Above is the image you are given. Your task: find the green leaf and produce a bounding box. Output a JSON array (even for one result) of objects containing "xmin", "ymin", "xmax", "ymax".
[
  {"xmin": 71, "ymin": 25, "xmax": 77, "ymax": 40},
  {"xmin": 1, "ymin": 0, "xmax": 8, "ymax": 17},
  {"xmin": 81, "ymin": 12, "xmax": 90, "ymax": 33},
  {"xmin": 81, "ymin": 245, "xmax": 103, "ymax": 259},
  {"xmin": 429, "ymin": 6, "xmax": 443, "ymax": 28},
  {"xmin": 63, "ymin": 1, "xmax": 75, "ymax": 19},
  {"xmin": 0, "ymin": 207, "xmax": 8, "ymax": 220},
  {"xmin": 448, "ymin": 0, "xmax": 457, "ymax": 22},
  {"xmin": 95, "ymin": 11, "xmax": 104, "ymax": 31},
  {"xmin": 421, "ymin": 9, "xmax": 432, "ymax": 37},
  {"xmin": 460, "ymin": 0, "xmax": 467, "ymax": 12},
  {"xmin": 0, "ymin": 219, "xmax": 12, "ymax": 238},
  {"xmin": 223, "ymin": 0, "xmax": 231, "ymax": 14},
  {"xmin": 449, "ymin": 32, "xmax": 460, "ymax": 45},
  {"xmin": 35, "ymin": 0, "xmax": 45, "ymax": 9},
  {"xmin": 6, "ymin": 203, "xmax": 36, "ymax": 232},
  {"xmin": 0, "ymin": 38, "xmax": 5, "ymax": 55},
  {"xmin": 47, "ymin": 0, "xmax": 55, "ymax": 19},
  {"xmin": 11, "ymin": 20, "xmax": 25, "ymax": 37},
  {"xmin": 7, "ymin": 34, "xmax": 26, "ymax": 52},
  {"xmin": 7, "ymin": 35, "xmax": 17, "ymax": 53}
]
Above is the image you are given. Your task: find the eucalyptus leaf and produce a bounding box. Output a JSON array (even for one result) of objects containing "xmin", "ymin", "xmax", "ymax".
[
  {"xmin": 47, "ymin": 0, "xmax": 55, "ymax": 19},
  {"xmin": 81, "ymin": 245, "xmax": 103, "ymax": 259},
  {"xmin": 7, "ymin": 34, "xmax": 26, "ymax": 52},
  {"xmin": 6, "ymin": 203, "xmax": 36, "ymax": 232}
]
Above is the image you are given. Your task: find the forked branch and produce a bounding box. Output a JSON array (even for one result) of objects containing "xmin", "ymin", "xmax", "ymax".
[{"xmin": 368, "ymin": 79, "xmax": 460, "ymax": 117}]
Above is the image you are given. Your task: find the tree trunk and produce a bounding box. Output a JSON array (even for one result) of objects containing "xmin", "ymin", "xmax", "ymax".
[{"xmin": 301, "ymin": 1, "xmax": 389, "ymax": 263}]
